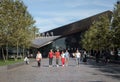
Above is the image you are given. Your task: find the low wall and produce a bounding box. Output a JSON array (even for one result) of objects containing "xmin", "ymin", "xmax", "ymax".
[
  {"xmin": 7, "ymin": 62, "xmax": 25, "ymax": 70},
  {"xmin": 0, "ymin": 66, "xmax": 7, "ymax": 72},
  {"xmin": 0, "ymin": 59, "xmax": 35, "ymax": 71}
]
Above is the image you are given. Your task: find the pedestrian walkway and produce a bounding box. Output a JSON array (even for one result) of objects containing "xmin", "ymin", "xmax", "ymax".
[{"xmin": 0, "ymin": 58, "xmax": 120, "ymax": 82}]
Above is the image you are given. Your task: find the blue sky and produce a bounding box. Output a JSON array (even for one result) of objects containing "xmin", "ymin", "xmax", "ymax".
[{"xmin": 22, "ymin": 0, "xmax": 117, "ymax": 32}]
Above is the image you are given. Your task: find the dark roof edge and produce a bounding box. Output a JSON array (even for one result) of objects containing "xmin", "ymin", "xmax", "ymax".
[{"xmin": 42, "ymin": 10, "xmax": 112, "ymax": 33}]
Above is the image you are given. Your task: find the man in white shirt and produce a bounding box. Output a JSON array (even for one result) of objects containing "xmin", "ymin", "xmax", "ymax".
[{"xmin": 75, "ymin": 50, "xmax": 81, "ymax": 65}]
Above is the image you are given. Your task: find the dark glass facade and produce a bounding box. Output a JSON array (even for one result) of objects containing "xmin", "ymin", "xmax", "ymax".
[
  {"xmin": 40, "ymin": 31, "xmax": 84, "ymax": 57},
  {"xmin": 37, "ymin": 11, "xmax": 112, "ymax": 57}
]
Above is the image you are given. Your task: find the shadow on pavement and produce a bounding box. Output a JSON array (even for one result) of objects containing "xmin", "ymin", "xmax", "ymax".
[
  {"xmin": 42, "ymin": 65, "xmax": 49, "ymax": 67},
  {"xmin": 87, "ymin": 59, "xmax": 120, "ymax": 80},
  {"xmin": 32, "ymin": 66, "xmax": 39, "ymax": 68},
  {"xmin": 106, "ymin": 74, "xmax": 120, "ymax": 80},
  {"xmin": 88, "ymin": 81, "xmax": 103, "ymax": 82},
  {"xmin": 68, "ymin": 65, "xmax": 76, "ymax": 67}
]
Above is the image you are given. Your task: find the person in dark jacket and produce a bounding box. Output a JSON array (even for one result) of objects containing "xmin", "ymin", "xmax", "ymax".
[
  {"xmin": 83, "ymin": 50, "xmax": 87, "ymax": 64},
  {"xmin": 104, "ymin": 50, "xmax": 110, "ymax": 64},
  {"xmin": 95, "ymin": 50, "xmax": 100, "ymax": 63}
]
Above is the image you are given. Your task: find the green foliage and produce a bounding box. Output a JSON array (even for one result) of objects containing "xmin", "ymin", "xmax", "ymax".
[
  {"xmin": 111, "ymin": 2, "xmax": 120, "ymax": 47},
  {"xmin": 81, "ymin": 2, "xmax": 120, "ymax": 51},
  {"xmin": 0, "ymin": 0, "xmax": 38, "ymax": 60},
  {"xmin": 81, "ymin": 15, "xmax": 111, "ymax": 51},
  {"xmin": 0, "ymin": 59, "xmax": 23, "ymax": 66}
]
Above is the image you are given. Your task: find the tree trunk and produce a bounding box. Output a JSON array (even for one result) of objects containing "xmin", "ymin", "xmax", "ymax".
[
  {"xmin": 6, "ymin": 43, "xmax": 8, "ymax": 60},
  {"xmin": 2, "ymin": 47, "xmax": 6, "ymax": 62},
  {"xmin": 22, "ymin": 47, "xmax": 25, "ymax": 58},
  {"xmin": 16, "ymin": 41, "xmax": 19, "ymax": 61}
]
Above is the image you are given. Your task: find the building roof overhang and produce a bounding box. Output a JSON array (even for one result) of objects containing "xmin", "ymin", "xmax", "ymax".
[
  {"xmin": 31, "ymin": 36, "xmax": 61, "ymax": 48},
  {"xmin": 31, "ymin": 10, "xmax": 112, "ymax": 48}
]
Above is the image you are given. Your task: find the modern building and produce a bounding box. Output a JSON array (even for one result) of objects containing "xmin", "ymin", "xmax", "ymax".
[{"xmin": 31, "ymin": 10, "xmax": 112, "ymax": 57}]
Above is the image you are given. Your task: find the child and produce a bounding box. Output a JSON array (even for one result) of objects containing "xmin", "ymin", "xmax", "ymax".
[
  {"xmin": 24, "ymin": 57, "xmax": 29, "ymax": 64},
  {"xmin": 61, "ymin": 51, "xmax": 66, "ymax": 67}
]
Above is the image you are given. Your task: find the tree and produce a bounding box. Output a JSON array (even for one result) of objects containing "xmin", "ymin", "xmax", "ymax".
[
  {"xmin": 111, "ymin": 2, "xmax": 120, "ymax": 48},
  {"xmin": 0, "ymin": 0, "xmax": 13, "ymax": 60},
  {"xmin": 81, "ymin": 25, "xmax": 97, "ymax": 51},
  {"xmin": 81, "ymin": 15, "xmax": 111, "ymax": 51},
  {"xmin": 0, "ymin": 0, "xmax": 37, "ymax": 60}
]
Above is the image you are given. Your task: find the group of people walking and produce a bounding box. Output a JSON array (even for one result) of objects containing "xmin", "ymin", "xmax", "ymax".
[
  {"xmin": 47, "ymin": 49, "xmax": 70, "ymax": 67},
  {"xmin": 35, "ymin": 49, "xmax": 87, "ymax": 67}
]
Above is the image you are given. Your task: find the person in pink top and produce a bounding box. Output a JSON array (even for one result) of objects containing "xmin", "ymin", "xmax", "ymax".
[
  {"xmin": 61, "ymin": 51, "xmax": 66, "ymax": 67},
  {"xmin": 55, "ymin": 49, "xmax": 61, "ymax": 67},
  {"xmin": 36, "ymin": 51, "xmax": 42, "ymax": 67}
]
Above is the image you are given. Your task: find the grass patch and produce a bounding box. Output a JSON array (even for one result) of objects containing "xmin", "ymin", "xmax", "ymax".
[{"xmin": 0, "ymin": 59, "xmax": 24, "ymax": 66}]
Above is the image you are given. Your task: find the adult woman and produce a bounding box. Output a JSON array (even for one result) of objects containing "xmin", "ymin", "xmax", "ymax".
[
  {"xmin": 83, "ymin": 50, "xmax": 87, "ymax": 64},
  {"xmin": 75, "ymin": 50, "xmax": 81, "ymax": 65},
  {"xmin": 48, "ymin": 49, "xmax": 54, "ymax": 67},
  {"xmin": 55, "ymin": 49, "xmax": 61, "ymax": 67},
  {"xmin": 65, "ymin": 50, "xmax": 70, "ymax": 66},
  {"xmin": 36, "ymin": 51, "xmax": 42, "ymax": 67}
]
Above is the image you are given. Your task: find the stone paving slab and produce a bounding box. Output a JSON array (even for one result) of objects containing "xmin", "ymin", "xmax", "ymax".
[
  {"xmin": 0, "ymin": 66, "xmax": 7, "ymax": 71},
  {"xmin": 0, "ymin": 58, "xmax": 120, "ymax": 82}
]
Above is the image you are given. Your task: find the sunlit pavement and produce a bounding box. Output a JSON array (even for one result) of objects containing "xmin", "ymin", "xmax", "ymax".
[{"xmin": 0, "ymin": 58, "xmax": 120, "ymax": 82}]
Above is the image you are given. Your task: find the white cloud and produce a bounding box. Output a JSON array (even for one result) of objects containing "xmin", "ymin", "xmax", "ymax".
[
  {"xmin": 35, "ymin": 17, "xmax": 69, "ymax": 32},
  {"xmin": 36, "ymin": 9, "xmax": 104, "ymax": 17},
  {"xmin": 23, "ymin": 0, "xmax": 116, "ymax": 32},
  {"xmin": 92, "ymin": 0, "xmax": 115, "ymax": 8},
  {"xmin": 34, "ymin": 9, "xmax": 110, "ymax": 32},
  {"xmin": 63, "ymin": 0, "xmax": 85, "ymax": 8},
  {"xmin": 34, "ymin": 8, "xmax": 108, "ymax": 19},
  {"xmin": 63, "ymin": 0, "xmax": 115, "ymax": 8}
]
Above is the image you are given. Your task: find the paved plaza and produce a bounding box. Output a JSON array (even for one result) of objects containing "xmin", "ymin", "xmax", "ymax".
[{"xmin": 0, "ymin": 58, "xmax": 120, "ymax": 82}]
